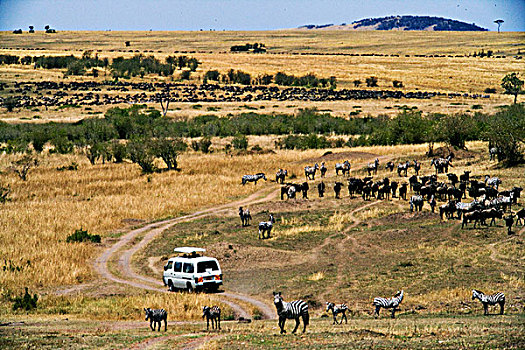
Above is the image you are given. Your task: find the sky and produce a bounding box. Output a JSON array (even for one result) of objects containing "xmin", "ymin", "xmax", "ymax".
[{"xmin": 0, "ymin": 0, "xmax": 524, "ymax": 31}]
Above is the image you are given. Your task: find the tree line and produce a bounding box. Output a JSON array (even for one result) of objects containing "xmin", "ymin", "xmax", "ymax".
[
  {"xmin": 204, "ymin": 70, "xmax": 336, "ymax": 88},
  {"xmin": 0, "ymin": 104, "xmax": 523, "ymax": 166},
  {"xmin": 0, "ymin": 53, "xmax": 200, "ymax": 78}
]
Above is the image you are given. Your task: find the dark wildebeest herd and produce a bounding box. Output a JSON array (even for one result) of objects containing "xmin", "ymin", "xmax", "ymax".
[{"xmin": 2, "ymin": 80, "xmax": 492, "ymax": 109}]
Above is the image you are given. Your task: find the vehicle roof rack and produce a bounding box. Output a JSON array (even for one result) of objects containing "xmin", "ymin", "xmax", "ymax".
[{"xmin": 174, "ymin": 247, "xmax": 206, "ymax": 255}]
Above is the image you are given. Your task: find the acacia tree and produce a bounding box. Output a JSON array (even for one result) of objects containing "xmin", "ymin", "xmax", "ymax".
[
  {"xmin": 484, "ymin": 104, "xmax": 525, "ymax": 166},
  {"xmin": 151, "ymin": 137, "xmax": 187, "ymax": 170},
  {"xmin": 10, "ymin": 156, "xmax": 38, "ymax": 181},
  {"xmin": 501, "ymin": 72, "xmax": 524, "ymax": 104},
  {"xmin": 494, "ymin": 19, "xmax": 504, "ymax": 33}
]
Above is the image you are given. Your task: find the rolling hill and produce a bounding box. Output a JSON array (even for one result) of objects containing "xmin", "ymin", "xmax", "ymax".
[{"xmin": 299, "ymin": 15, "xmax": 488, "ymax": 31}]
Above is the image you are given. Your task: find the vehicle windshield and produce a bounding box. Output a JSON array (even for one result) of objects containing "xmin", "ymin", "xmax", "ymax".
[{"xmin": 197, "ymin": 260, "xmax": 219, "ymax": 273}]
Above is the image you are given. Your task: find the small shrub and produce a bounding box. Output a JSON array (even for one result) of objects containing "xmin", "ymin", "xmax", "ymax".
[
  {"xmin": 366, "ymin": 76, "xmax": 378, "ymax": 87},
  {"xmin": 12, "ymin": 287, "xmax": 38, "ymax": 311},
  {"xmin": 0, "ymin": 185, "xmax": 11, "ymax": 203},
  {"xmin": 232, "ymin": 134, "xmax": 248, "ymax": 150},
  {"xmin": 57, "ymin": 162, "xmax": 78, "ymax": 171},
  {"xmin": 471, "ymin": 105, "xmax": 483, "ymax": 110},
  {"xmin": 484, "ymin": 87, "xmax": 497, "ymax": 93},
  {"xmin": 66, "ymin": 227, "xmax": 101, "ymax": 243},
  {"xmin": 393, "ymin": 80, "xmax": 403, "ymax": 88}
]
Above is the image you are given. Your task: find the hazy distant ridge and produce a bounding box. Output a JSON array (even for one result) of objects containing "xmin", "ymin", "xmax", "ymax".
[{"xmin": 299, "ymin": 15, "xmax": 488, "ymax": 31}]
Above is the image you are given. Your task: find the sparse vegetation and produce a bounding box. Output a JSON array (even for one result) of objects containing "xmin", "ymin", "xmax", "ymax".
[{"xmin": 66, "ymin": 228, "xmax": 101, "ymax": 244}]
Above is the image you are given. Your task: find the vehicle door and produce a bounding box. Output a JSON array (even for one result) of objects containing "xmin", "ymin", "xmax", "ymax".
[
  {"xmin": 173, "ymin": 261, "xmax": 183, "ymax": 288},
  {"xmin": 181, "ymin": 262, "xmax": 195, "ymax": 287},
  {"xmin": 163, "ymin": 260, "xmax": 173, "ymax": 284}
]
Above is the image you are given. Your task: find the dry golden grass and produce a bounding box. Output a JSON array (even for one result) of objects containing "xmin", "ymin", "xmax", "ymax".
[
  {"xmin": 1, "ymin": 30, "xmax": 523, "ymax": 122},
  {"xmin": 35, "ymin": 291, "xmax": 233, "ymax": 321},
  {"xmin": 0, "ymin": 146, "xmax": 368, "ymax": 292}
]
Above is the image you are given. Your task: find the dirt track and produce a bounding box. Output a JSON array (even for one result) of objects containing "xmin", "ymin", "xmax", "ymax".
[{"xmin": 91, "ymin": 153, "xmax": 387, "ymax": 324}]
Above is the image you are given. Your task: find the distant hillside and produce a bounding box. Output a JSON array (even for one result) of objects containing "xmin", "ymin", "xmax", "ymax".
[{"xmin": 299, "ymin": 15, "xmax": 488, "ymax": 31}]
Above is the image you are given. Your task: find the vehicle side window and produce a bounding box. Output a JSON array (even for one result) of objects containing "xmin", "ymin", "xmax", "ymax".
[
  {"xmin": 174, "ymin": 261, "xmax": 182, "ymax": 272},
  {"xmin": 197, "ymin": 260, "xmax": 219, "ymax": 273},
  {"xmin": 183, "ymin": 263, "xmax": 194, "ymax": 274},
  {"xmin": 166, "ymin": 261, "xmax": 173, "ymax": 270}
]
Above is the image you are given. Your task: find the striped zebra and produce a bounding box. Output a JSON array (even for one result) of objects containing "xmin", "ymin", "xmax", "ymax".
[
  {"xmin": 202, "ymin": 305, "xmax": 221, "ymax": 330},
  {"xmin": 409, "ymin": 195, "xmax": 424, "ymax": 212},
  {"xmin": 305, "ymin": 163, "xmax": 319, "ymax": 180},
  {"xmin": 144, "ymin": 308, "xmax": 168, "ymax": 331},
  {"xmin": 484, "ymin": 175, "xmax": 502, "ymax": 190},
  {"xmin": 276, "ymin": 169, "xmax": 288, "ymax": 184},
  {"xmin": 258, "ymin": 214, "xmax": 275, "ymax": 239},
  {"xmin": 239, "ymin": 207, "xmax": 252, "ymax": 227},
  {"xmin": 335, "ymin": 160, "xmax": 351, "ymax": 176},
  {"xmin": 326, "ymin": 302, "xmax": 348, "ymax": 324},
  {"xmin": 320, "ymin": 162, "xmax": 328, "ymax": 177},
  {"xmin": 242, "ymin": 173, "xmax": 267, "ymax": 185},
  {"xmin": 373, "ymin": 290, "xmax": 404, "ymax": 318},
  {"xmin": 413, "ymin": 160, "xmax": 421, "ymax": 176},
  {"xmin": 273, "ymin": 292, "xmax": 309, "ymax": 334},
  {"xmin": 397, "ymin": 161, "xmax": 410, "ymax": 177},
  {"xmin": 489, "ymin": 147, "xmax": 499, "ymax": 161},
  {"xmin": 367, "ymin": 158, "xmax": 379, "ymax": 176},
  {"xmin": 472, "ymin": 290, "xmax": 505, "ymax": 315}
]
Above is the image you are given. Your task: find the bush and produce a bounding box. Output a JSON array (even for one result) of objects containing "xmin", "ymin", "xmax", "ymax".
[
  {"xmin": 127, "ymin": 138, "xmax": 156, "ymax": 173},
  {"xmin": 12, "ymin": 287, "xmax": 38, "ymax": 311},
  {"xmin": 232, "ymin": 134, "xmax": 248, "ymax": 150},
  {"xmin": 66, "ymin": 227, "xmax": 101, "ymax": 243},
  {"xmin": 366, "ymin": 76, "xmax": 378, "ymax": 87},
  {"xmin": 199, "ymin": 137, "xmax": 212, "ymax": 153},
  {"xmin": 393, "ymin": 80, "xmax": 403, "ymax": 88},
  {"xmin": 51, "ymin": 135, "xmax": 74, "ymax": 154},
  {"xmin": 484, "ymin": 87, "xmax": 497, "ymax": 93}
]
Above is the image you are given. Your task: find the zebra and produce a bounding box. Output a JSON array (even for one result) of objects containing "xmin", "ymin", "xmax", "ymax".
[
  {"xmin": 304, "ymin": 163, "xmax": 319, "ymax": 180},
  {"xmin": 258, "ymin": 214, "xmax": 275, "ymax": 239},
  {"xmin": 320, "ymin": 162, "xmax": 328, "ymax": 177},
  {"xmin": 202, "ymin": 305, "xmax": 221, "ymax": 330},
  {"xmin": 430, "ymin": 156, "xmax": 453, "ymax": 174},
  {"xmin": 413, "ymin": 160, "xmax": 421, "ymax": 176},
  {"xmin": 239, "ymin": 207, "xmax": 252, "ymax": 227},
  {"xmin": 484, "ymin": 175, "xmax": 502, "ymax": 190},
  {"xmin": 325, "ymin": 302, "xmax": 348, "ymax": 324},
  {"xmin": 409, "ymin": 195, "xmax": 423, "ymax": 212},
  {"xmin": 373, "ymin": 290, "xmax": 404, "ymax": 319},
  {"xmin": 276, "ymin": 169, "xmax": 288, "ymax": 184},
  {"xmin": 397, "ymin": 161, "xmax": 410, "ymax": 177},
  {"xmin": 335, "ymin": 160, "xmax": 351, "ymax": 176},
  {"xmin": 144, "ymin": 308, "xmax": 167, "ymax": 331},
  {"xmin": 367, "ymin": 158, "xmax": 379, "ymax": 176},
  {"xmin": 472, "ymin": 290, "xmax": 505, "ymax": 315},
  {"xmin": 242, "ymin": 173, "xmax": 267, "ymax": 185},
  {"xmin": 489, "ymin": 147, "xmax": 499, "ymax": 161},
  {"xmin": 273, "ymin": 292, "xmax": 309, "ymax": 334}
]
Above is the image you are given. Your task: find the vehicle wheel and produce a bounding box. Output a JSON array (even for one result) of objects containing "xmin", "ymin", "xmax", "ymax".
[
  {"xmin": 186, "ymin": 282, "xmax": 194, "ymax": 293},
  {"xmin": 208, "ymin": 285, "xmax": 219, "ymax": 293},
  {"xmin": 168, "ymin": 281, "xmax": 175, "ymax": 292}
]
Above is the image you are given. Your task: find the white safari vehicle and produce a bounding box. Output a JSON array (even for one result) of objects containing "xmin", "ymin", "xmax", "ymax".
[{"xmin": 163, "ymin": 247, "xmax": 223, "ymax": 292}]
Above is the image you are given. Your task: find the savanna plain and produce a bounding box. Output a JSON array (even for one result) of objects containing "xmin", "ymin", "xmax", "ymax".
[{"xmin": 0, "ymin": 30, "xmax": 524, "ymax": 349}]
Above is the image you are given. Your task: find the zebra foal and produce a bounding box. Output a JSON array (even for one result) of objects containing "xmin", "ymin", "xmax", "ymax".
[
  {"xmin": 202, "ymin": 305, "xmax": 221, "ymax": 330},
  {"xmin": 144, "ymin": 308, "xmax": 168, "ymax": 331},
  {"xmin": 373, "ymin": 290, "xmax": 404, "ymax": 318},
  {"xmin": 472, "ymin": 290, "xmax": 505, "ymax": 315},
  {"xmin": 273, "ymin": 292, "xmax": 309, "ymax": 334},
  {"xmin": 326, "ymin": 302, "xmax": 348, "ymax": 324}
]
